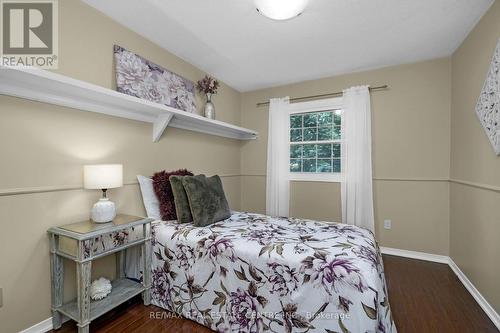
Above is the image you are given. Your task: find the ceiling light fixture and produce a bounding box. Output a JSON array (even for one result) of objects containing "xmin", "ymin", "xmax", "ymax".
[{"xmin": 255, "ymin": 0, "xmax": 309, "ymax": 21}]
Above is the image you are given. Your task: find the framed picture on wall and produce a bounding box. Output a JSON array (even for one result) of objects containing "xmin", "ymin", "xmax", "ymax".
[
  {"xmin": 475, "ymin": 39, "xmax": 500, "ymax": 155},
  {"xmin": 114, "ymin": 45, "xmax": 197, "ymax": 113}
]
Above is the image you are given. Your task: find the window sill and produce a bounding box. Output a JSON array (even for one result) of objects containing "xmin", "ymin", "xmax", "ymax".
[{"xmin": 289, "ymin": 173, "xmax": 341, "ymax": 183}]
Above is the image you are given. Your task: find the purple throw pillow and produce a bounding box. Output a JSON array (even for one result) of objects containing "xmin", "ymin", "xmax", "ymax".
[{"xmin": 152, "ymin": 169, "xmax": 193, "ymax": 221}]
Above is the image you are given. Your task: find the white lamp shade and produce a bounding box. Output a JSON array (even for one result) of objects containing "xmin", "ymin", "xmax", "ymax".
[
  {"xmin": 83, "ymin": 164, "xmax": 123, "ymax": 190},
  {"xmin": 255, "ymin": 0, "xmax": 309, "ymax": 20}
]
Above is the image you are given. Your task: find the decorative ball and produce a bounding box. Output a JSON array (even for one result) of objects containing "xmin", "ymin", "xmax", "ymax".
[{"xmin": 90, "ymin": 277, "xmax": 112, "ymax": 300}]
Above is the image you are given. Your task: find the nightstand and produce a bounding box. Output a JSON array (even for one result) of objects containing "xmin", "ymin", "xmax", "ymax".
[{"xmin": 48, "ymin": 214, "xmax": 153, "ymax": 333}]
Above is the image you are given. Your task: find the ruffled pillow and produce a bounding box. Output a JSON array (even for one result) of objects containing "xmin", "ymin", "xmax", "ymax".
[{"xmin": 152, "ymin": 169, "xmax": 193, "ymax": 221}]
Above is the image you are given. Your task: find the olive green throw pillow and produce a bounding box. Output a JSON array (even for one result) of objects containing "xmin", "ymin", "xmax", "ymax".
[
  {"xmin": 169, "ymin": 175, "xmax": 200, "ymax": 223},
  {"xmin": 182, "ymin": 175, "xmax": 231, "ymax": 227}
]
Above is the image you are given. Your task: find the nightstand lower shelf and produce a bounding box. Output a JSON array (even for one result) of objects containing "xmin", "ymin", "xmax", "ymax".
[
  {"xmin": 56, "ymin": 278, "xmax": 145, "ymax": 322},
  {"xmin": 48, "ymin": 215, "xmax": 153, "ymax": 333}
]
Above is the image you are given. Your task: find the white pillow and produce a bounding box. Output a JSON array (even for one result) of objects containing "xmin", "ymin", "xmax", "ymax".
[{"xmin": 137, "ymin": 175, "xmax": 161, "ymax": 220}]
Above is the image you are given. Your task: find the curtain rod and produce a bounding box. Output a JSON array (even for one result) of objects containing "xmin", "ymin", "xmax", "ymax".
[{"xmin": 255, "ymin": 85, "xmax": 389, "ymax": 107}]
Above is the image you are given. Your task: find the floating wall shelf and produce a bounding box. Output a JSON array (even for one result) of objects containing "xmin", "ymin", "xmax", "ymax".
[{"xmin": 0, "ymin": 66, "xmax": 258, "ymax": 142}]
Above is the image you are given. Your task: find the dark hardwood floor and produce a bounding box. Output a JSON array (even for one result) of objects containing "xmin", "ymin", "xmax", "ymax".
[
  {"xmin": 383, "ymin": 255, "xmax": 497, "ymax": 333},
  {"xmin": 52, "ymin": 255, "xmax": 498, "ymax": 333}
]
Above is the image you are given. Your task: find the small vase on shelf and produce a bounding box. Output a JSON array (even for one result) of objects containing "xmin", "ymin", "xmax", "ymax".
[
  {"xmin": 204, "ymin": 93, "xmax": 215, "ymax": 119},
  {"xmin": 196, "ymin": 75, "xmax": 220, "ymax": 120}
]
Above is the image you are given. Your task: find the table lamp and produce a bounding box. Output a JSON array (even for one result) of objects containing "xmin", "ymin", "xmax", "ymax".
[{"xmin": 83, "ymin": 164, "xmax": 123, "ymax": 223}]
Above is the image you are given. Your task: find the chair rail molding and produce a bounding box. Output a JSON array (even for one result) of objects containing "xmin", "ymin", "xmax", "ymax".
[
  {"xmin": 0, "ymin": 175, "xmax": 242, "ymax": 197},
  {"xmin": 450, "ymin": 178, "xmax": 500, "ymax": 193}
]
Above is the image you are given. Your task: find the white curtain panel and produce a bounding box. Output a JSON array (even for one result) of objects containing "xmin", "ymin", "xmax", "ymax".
[
  {"xmin": 341, "ymin": 86, "xmax": 375, "ymax": 231},
  {"xmin": 266, "ymin": 97, "xmax": 290, "ymax": 217}
]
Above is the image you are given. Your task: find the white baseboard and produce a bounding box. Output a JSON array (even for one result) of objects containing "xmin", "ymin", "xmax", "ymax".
[
  {"xmin": 20, "ymin": 248, "xmax": 500, "ymax": 333},
  {"xmin": 448, "ymin": 258, "xmax": 500, "ymax": 329},
  {"xmin": 18, "ymin": 317, "xmax": 52, "ymax": 333},
  {"xmin": 380, "ymin": 246, "xmax": 449, "ymax": 264},
  {"xmin": 382, "ymin": 246, "xmax": 500, "ymax": 331},
  {"xmin": 19, "ymin": 315, "xmax": 70, "ymax": 333}
]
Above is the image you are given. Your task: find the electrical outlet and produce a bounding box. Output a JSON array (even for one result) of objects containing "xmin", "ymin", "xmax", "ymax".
[{"xmin": 384, "ymin": 219, "xmax": 392, "ymax": 230}]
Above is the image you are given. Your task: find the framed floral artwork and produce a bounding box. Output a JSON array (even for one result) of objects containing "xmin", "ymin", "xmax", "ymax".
[
  {"xmin": 475, "ymin": 39, "xmax": 500, "ymax": 155},
  {"xmin": 114, "ymin": 45, "xmax": 197, "ymax": 113}
]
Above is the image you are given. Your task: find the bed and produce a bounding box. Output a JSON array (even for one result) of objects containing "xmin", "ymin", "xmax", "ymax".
[{"xmin": 147, "ymin": 211, "xmax": 396, "ymax": 333}]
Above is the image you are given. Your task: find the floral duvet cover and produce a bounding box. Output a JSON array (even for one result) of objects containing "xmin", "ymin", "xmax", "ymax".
[{"xmin": 151, "ymin": 212, "xmax": 396, "ymax": 333}]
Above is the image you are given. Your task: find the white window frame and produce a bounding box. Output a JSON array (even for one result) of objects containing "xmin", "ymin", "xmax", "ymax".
[{"xmin": 288, "ymin": 97, "xmax": 343, "ymax": 183}]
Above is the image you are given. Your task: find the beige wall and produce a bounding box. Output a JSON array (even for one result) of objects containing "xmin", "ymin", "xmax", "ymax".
[
  {"xmin": 0, "ymin": 1, "xmax": 243, "ymax": 332},
  {"xmin": 1, "ymin": 0, "xmax": 498, "ymax": 331},
  {"xmin": 290, "ymin": 182, "xmax": 342, "ymax": 221},
  {"xmin": 450, "ymin": 0, "xmax": 500, "ymax": 313},
  {"xmin": 240, "ymin": 58, "xmax": 451, "ymax": 255}
]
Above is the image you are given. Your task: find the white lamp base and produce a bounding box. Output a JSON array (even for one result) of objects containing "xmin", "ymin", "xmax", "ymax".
[{"xmin": 91, "ymin": 198, "xmax": 116, "ymax": 223}]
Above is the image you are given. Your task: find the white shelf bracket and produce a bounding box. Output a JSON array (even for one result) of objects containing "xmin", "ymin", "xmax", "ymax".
[
  {"xmin": 0, "ymin": 66, "xmax": 258, "ymax": 141},
  {"xmin": 152, "ymin": 113, "xmax": 174, "ymax": 142}
]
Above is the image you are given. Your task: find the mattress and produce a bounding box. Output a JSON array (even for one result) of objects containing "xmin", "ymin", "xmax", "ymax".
[{"xmin": 149, "ymin": 212, "xmax": 397, "ymax": 333}]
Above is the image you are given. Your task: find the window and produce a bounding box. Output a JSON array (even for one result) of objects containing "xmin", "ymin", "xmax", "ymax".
[{"xmin": 288, "ymin": 98, "xmax": 343, "ymax": 182}]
